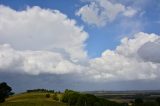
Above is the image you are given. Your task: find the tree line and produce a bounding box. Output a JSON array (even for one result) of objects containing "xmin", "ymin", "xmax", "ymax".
[
  {"xmin": 132, "ymin": 97, "xmax": 160, "ymax": 106},
  {"xmin": 26, "ymin": 89, "xmax": 55, "ymax": 93}
]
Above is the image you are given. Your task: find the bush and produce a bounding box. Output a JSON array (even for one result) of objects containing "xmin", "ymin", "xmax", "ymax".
[
  {"xmin": 53, "ymin": 94, "xmax": 59, "ymax": 101},
  {"xmin": 45, "ymin": 94, "xmax": 50, "ymax": 98}
]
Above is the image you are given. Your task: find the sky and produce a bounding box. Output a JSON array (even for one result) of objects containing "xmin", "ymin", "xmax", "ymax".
[{"xmin": 0, "ymin": 0, "xmax": 160, "ymax": 92}]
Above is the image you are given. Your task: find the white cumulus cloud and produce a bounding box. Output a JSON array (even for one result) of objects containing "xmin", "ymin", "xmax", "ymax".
[
  {"xmin": 0, "ymin": 5, "xmax": 88, "ymax": 61},
  {"xmin": 0, "ymin": 44, "xmax": 85, "ymax": 75},
  {"xmin": 0, "ymin": 5, "xmax": 160, "ymax": 83},
  {"xmin": 88, "ymin": 32, "xmax": 160, "ymax": 81},
  {"xmin": 76, "ymin": 0, "xmax": 137, "ymax": 27}
]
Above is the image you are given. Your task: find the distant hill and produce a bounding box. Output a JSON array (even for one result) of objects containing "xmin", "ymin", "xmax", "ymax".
[{"xmin": 85, "ymin": 90, "xmax": 160, "ymax": 94}]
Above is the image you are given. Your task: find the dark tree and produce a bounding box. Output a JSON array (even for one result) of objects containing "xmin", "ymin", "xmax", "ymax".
[
  {"xmin": 134, "ymin": 98, "xmax": 143, "ymax": 104},
  {"xmin": 156, "ymin": 97, "xmax": 160, "ymax": 105},
  {"xmin": 76, "ymin": 95, "xmax": 86, "ymax": 106},
  {"xmin": 94, "ymin": 102, "xmax": 101, "ymax": 106},
  {"xmin": 68, "ymin": 92, "xmax": 80, "ymax": 106},
  {"xmin": 86, "ymin": 94, "xmax": 99, "ymax": 106},
  {"xmin": 0, "ymin": 82, "xmax": 12, "ymax": 103}
]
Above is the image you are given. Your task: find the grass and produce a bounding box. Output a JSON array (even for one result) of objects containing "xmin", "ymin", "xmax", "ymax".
[{"xmin": 0, "ymin": 92, "xmax": 67, "ymax": 106}]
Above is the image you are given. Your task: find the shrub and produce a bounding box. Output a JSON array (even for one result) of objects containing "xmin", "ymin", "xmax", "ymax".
[
  {"xmin": 45, "ymin": 94, "xmax": 50, "ymax": 98},
  {"xmin": 53, "ymin": 94, "xmax": 59, "ymax": 101}
]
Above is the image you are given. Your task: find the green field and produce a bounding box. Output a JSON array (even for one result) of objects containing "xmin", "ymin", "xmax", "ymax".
[{"xmin": 0, "ymin": 92, "xmax": 67, "ymax": 106}]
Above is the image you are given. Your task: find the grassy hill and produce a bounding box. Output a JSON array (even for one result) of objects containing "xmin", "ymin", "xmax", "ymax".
[{"xmin": 0, "ymin": 92, "xmax": 67, "ymax": 106}]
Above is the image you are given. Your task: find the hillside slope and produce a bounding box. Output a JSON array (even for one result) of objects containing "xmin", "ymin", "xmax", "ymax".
[{"xmin": 0, "ymin": 92, "xmax": 66, "ymax": 106}]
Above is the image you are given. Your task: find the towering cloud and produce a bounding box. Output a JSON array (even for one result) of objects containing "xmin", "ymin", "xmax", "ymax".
[
  {"xmin": 88, "ymin": 32, "xmax": 160, "ymax": 81},
  {"xmin": 0, "ymin": 5, "xmax": 88, "ymax": 61}
]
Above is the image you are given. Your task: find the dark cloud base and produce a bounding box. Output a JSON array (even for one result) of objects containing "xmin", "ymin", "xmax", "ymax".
[{"xmin": 0, "ymin": 72, "xmax": 160, "ymax": 93}]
